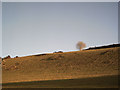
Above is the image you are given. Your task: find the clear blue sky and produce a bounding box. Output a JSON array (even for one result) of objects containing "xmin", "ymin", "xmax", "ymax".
[{"xmin": 2, "ymin": 2, "xmax": 118, "ymax": 57}]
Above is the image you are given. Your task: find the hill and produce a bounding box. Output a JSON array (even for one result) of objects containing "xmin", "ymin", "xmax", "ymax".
[
  {"xmin": 2, "ymin": 46, "xmax": 119, "ymax": 88},
  {"xmin": 85, "ymin": 43, "xmax": 120, "ymax": 50}
]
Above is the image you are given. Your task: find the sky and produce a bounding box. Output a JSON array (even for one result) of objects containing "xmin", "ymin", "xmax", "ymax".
[
  {"xmin": 1, "ymin": 0, "xmax": 120, "ymax": 2},
  {"xmin": 2, "ymin": 2, "xmax": 118, "ymax": 57}
]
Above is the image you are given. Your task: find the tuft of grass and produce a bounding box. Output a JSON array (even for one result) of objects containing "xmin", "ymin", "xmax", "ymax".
[{"xmin": 100, "ymin": 51, "xmax": 108, "ymax": 55}]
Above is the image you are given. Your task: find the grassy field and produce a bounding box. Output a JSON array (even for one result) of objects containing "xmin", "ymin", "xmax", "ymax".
[{"xmin": 2, "ymin": 47, "xmax": 119, "ymax": 88}]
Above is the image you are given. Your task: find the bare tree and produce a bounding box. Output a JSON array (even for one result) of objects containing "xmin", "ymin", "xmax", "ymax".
[{"xmin": 76, "ymin": 41, "xmax": 86, "ymax": 50}]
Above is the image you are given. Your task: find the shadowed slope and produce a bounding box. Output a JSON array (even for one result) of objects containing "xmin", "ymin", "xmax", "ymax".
[{"xmin": 2, "ymin": 75, "xmax": 118, "ymax": 88}]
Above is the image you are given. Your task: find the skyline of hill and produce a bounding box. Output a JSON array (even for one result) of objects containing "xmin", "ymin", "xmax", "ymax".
[{"xmin": 2, "ymin": 43, "xmax": 120, "ymax": 58}]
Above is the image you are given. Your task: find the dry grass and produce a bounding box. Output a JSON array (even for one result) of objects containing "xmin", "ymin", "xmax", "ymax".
[{"xmin": 2, "ymin": 47, "xmax": 119, "ymax": 84}]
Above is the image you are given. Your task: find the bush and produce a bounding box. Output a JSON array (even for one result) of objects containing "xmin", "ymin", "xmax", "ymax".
[{"xmin": 76, "ymin": 41, "xmax": 86, "ymax": 50}]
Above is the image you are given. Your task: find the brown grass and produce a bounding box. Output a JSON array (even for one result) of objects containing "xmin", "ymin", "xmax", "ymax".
[{"xmin": 2, "ymin": 47, "xmax": 119, "ymax": 83}]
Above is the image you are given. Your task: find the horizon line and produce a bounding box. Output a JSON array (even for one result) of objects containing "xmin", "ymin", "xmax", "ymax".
[{"xmin": 2, "ymin": 43, "xmax": 119, "ymax": 58}]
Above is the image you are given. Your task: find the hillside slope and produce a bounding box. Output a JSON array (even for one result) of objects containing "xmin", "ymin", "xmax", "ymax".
[{"xmin": 2, "ymin": 47, "xmax": 119, "ymax": 83}]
